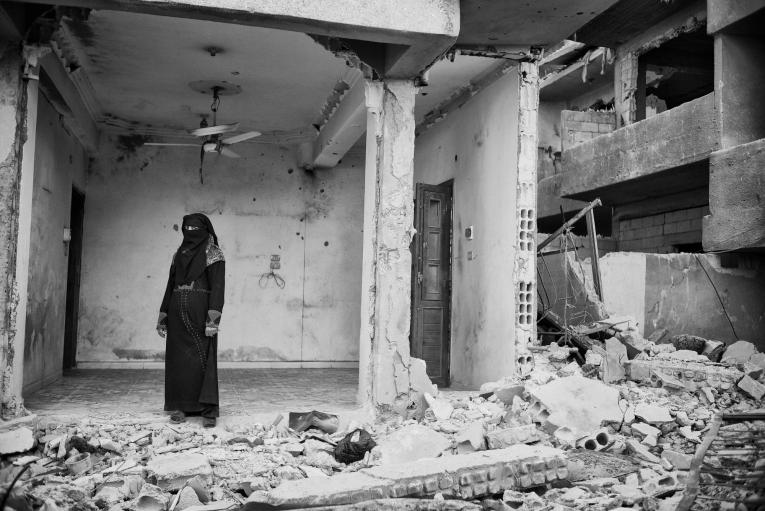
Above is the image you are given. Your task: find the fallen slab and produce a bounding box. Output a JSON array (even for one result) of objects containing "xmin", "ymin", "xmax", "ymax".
[
  {"xmin": 146, "ymin": 452, "xmax": 213, "ymax": 491},
  {"xmin": 528, "ymin": 375, "xmax": 623, "ymax": 437},
  {"xmin": 373, "ymin": 424, "xmax": 451, "ymax": 465},
  {"xmin": 0, "ymin": 427, "xmax": 35, "ymax": 455},
  {"xmin": 247, "ymin": 445, "xmax": 568, "ymax": 509}
]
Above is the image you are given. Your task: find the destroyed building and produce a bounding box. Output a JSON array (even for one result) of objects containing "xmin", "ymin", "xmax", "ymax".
[{"xmin": 0, "ymin": 0, "xmax": 764, "ymax": 510}]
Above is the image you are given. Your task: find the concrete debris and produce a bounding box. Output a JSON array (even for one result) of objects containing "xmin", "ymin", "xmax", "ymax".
[
  {"xmin": 146, "ymin": 452, "xmax": 213, "ymax": 491},
  {"xmin": 372, "ymin": 424, "xmax": 450, "ymax": 465},
  {"xmin": 4, "ymin": 329, "xmax": 763, "ymax": 511},
  {"xmin": 0, "ymin": 426, "xmax": 35, "ymax": 454},
  {"xmin": 528, "ymin": 375, "xmax": 623, "ymax": 436},
  {"xmin": 633, "ymin": 403, "xmax": 673, "ymax": 424},
  {"xmin": 720, "ymin": 340, "xmax": 758, "ymax": 364},
  {"xmin": 737, "ymin": 375, "xmax": 765, "ymax": 400},
  {"xmin": 424, "ymin": 393, "xmax": 454, "ymax": 420}
]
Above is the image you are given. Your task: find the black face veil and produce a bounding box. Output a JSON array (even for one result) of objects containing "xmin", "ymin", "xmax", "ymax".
[{"xmin": 174, "ymin": 213, "xmax": 218, "ymax": 285}]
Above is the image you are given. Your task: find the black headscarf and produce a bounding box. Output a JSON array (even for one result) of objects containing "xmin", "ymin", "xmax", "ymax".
[{"xmin": 174, "ymin": 213, "xmax": 218, "ymax": 285}]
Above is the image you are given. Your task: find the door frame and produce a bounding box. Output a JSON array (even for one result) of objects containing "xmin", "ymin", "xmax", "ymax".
[
  {"xmin": 63, "ymin": 186, "xmax": 85, "ymax": 370},
  {"xmin": 410, "ymin": 179, "xmax": 453, "ymax": 387}
]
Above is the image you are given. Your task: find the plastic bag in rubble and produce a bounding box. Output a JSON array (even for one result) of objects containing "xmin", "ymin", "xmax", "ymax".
[{"xmin": 333, "ymin": 429, "xmax": 376, "ymax": 464}]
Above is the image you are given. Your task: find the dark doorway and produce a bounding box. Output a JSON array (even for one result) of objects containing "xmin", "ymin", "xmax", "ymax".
[
  {"xmin": 411, "ymin": 181, "xmax": 453, "ymax": 387},
  {"xmin": 63, "ymin": 188, "xmax": 85, "ymax": 370}
]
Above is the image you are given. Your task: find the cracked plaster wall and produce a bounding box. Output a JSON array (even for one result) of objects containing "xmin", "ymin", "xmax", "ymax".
[
  {"xmin": 79, "ymin": 137, "xmax": 364, "ymax": 366},
  {"xmin": 601, "ymin": 252, "xmax": 765, "ymax": 348},
  {"xmin": 413, "ymin": 69, "xmax": 523, "ymax": 388},
  {"xmin": 22, "ymin": 93, "xmax": 87, "ymax": 396}
]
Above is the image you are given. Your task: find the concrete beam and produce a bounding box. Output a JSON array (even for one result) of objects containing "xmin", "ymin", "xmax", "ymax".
[
  {"xmin": 702, "ymin": 138, "xmax": 765, "ymax": 251},
  {"xmin": 707, "ymin": 0, "xmax": 765, "ymax": 34},
  {"xmin": 20, "ymin": 0, "xmax": 460, "ymax": 78},
  {"xmin": 39, "ymin": 51, "xmax": 99, "ymax": 151},
  {"xmin": 312, "ymin": 75, "xmax": 366, "ymax": 169},
  {"xmin": 358, "ymin": 79, "xmax": 419, "ymax": 411},
  {"xmin": 561, "ymin": 92, "xmax": 719, "ymax": 200}
]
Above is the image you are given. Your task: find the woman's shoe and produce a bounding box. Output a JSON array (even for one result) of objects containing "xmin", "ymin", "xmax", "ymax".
[
  {"xmin": 203, "ymin": 417, "xmax": 216, "ymax": 428},
  {"xmin": 170, "ymin": 411, "xmax": 186, "ymax": 423}
]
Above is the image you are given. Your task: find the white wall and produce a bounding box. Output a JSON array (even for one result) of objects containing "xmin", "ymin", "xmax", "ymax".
[
  {"xmin": 23, "ymin": 94, "xmax": 88, "ymax": 394},
  {"xmin": 78, "ymin": 138, "xmax": 364, "ymax": 366},
  {"xmin": 414, "ymin": 70, "xmax": 521, "ymax": 388}
]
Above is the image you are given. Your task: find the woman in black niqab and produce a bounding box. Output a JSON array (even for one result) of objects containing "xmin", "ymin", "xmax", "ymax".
[{"xmin": 157, "ymin": 213, "xmax": 225, "ymax": 427}]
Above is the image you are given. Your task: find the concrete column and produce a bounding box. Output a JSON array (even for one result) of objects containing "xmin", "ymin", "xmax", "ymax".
[
  {"xmin": 0, "ymin": 43, "xmax": 40, "ymax": 417},
  {"xmin": 515, "ymin": 62, "xmax": 539, "ymax": 373},
  {"xmin": 614, "ymin": 52, "xmax": 640, "ymax": 128},
  {"xmin": 358, "ymin": 80, "xmax": 418, "ymax": 412}
]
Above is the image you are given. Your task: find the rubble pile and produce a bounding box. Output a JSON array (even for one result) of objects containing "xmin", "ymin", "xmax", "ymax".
[{"xmin": 1, "ymin": 332, "xmax": 763, "ymax": 510}]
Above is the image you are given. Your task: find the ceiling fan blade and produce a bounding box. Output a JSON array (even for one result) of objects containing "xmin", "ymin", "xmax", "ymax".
[
  {"xmin": 143, "ymin": 143, "xmax": 200, "ymax": 147},
  {"xmin": 190, "ymin": 123, "xmax": 240, "ymax": 137},
  {"xmin": 221, "ymin": 131, "xmax": 261, "ymax": 145},
  {"xmin": 219, "ymin": 147, "xmax": 241, "ymax": 158}
]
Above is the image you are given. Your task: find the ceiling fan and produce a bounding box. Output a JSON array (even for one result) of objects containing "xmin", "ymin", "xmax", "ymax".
[{"xmin": 144, "ymin": 81, "xmax": 260, "ymax": 183}]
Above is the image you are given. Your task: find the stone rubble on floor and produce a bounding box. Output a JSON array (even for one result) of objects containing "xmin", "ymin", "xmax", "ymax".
[{"xmin": 1, "ymin": 332, "xmax": 763, "ymax": 510}]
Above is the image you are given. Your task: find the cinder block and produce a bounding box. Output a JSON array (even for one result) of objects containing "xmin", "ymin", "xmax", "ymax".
[
  {"xmin": 664, "ymin": 222, "xmax": 679, "ymax": 234},
  {"xmin": 643, "ymin": 225, "xmax": 663, "ymax": 237},
  {"xmin": 675, "ymin": 220, "xmax": 692, "ymax": 233}
]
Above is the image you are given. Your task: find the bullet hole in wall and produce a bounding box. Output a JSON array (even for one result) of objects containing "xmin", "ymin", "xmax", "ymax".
[
  {"xmin": 320, "ymin": 189, "xmax": 325, "ymax": 193},
  {"xmin": 253, "ymin": 198, "xmax": 256, "ymax": 202},
  {"xmin": 324, "ymin": 241, "xmax": 329, "ymax": 247},
  {"xmin": 454, "ymin": 154, "xmax": 458, "ymax": 161},
  {"xmin": 296, "ymin": 232, "xmax": 300, "ymax": 236},
  {"xmin": 288, "ymin": 168, "xmax": 294, "ymax": 174},
  {"xmin": 173, "ymin": 224, "xmax": 179, "ymax": 231}
]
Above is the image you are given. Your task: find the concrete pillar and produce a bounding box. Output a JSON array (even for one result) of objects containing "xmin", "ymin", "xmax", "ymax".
[
  {"xmin": 358, "ymin": 80, "xmax": 418, "ymax": 412},
  {"xmin": 614, "ymin": 52, "xmax": 640, "ymax": 128},
  {"xmin": 515, "ymin": 62, "xmax": 539, "ymax": 372},
  {"xmin": 0, "ymin": 42, "xmax": 40, "ymax": 417}
]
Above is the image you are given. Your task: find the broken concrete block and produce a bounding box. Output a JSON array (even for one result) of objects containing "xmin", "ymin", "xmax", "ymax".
[
  {"xmin": 135, "ymin": 483, "xmax": 169, "ymax": 511},
  {"xmin": 631, "ymin": 422, "xmax": 661, "ymax": 439},
  {"xmin": 424, "ymin": 393, "xmax": 454, "ymax": 421},
  {"xmin": 634, "ymin": 404, "xmax": 672, "ymax": 424},
  {"xmin": 603, "ymin": 338, "xmax": 627, "ymax": 383},
  {"xmin": 721, "ymin": 340, "xmax": 758, "ymax": 364},
  {"xmin": 737, "ymin": 375, "xmax": 765, "ymax": 400},
  {"xmin": 702, "ymin": 339, "xmax": 726, "ymax": 362},
  {"xmin": 257, "ymin": 445, "xmax": 568, "ymax": 508},
  {"xmin": 678, "ymin": 426, "xmax": 701, "ymax": 443},
  {"xmin": 585, "ymin": 351, "xmax": 603, "ymax": 366},
  {"xmin": 567, "ymin": 450, "xmax": 639, "ymax": 481},
  {"xmin": 749, "ymin": 352, "xmax": 765, "ymax": 371},
  {"xmin": 455, "ymin": 422, "xmax": 486, "ymax": 453},
  {"xmin": 627, "ymin": 358, "xmax": 743, "ymax": 391},
  {"xmin": 0, "ymin": 427, "xmax": 35, "ymax": 454},
  {"xmin": 553, "ymin": 427, "xmax": 577, "ymax": 447},
  {"xmin": 577, "ymin": 429, "xmax": 612, "ymax": 451},
  {"xmin": 94, "ymin": 485, "xmax": 124, "ymax": 508},
  {"xmin": 146, "ymin": 453, "xmax": 212, "ymax": 491},
  {"xmin": 742, "ymin": 361, "xmax": 764, "ymax": 380},
  {"xmin": 373, "ymin": 424, "xmax": 450, "ymax": 465},
  {"xmin": 625, "ymin": 439, "xmax": 660, "ymax": 463},
  {"xmin": 529, "ymin": 375, "xmax": 622, "ymax": 437},
  {"xmin": 410, "ymin": 358, "xmax": 439, "ymax": 397},
  {"xmin": 660, "ymin": 450, "xmax": 692, "ymax": 470},
  {"xmin": 486, "ymin": 425, "xmax": 542, "ymax": 449},
  {"xmin": 493, "ymin": 384, "xmax": 526, "ymax": 405},
  {"xmin": 174, "ymin": 486, "xmax": 202, "ymax": 511},
  {"xmin": 674, "ymin": 411, "xmax": 692, "ymax": 427}
]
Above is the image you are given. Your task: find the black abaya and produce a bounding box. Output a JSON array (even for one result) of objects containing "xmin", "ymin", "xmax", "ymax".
[{"xmin": 159, "ymin": 215, "xmax": 225, "ymax": 417}]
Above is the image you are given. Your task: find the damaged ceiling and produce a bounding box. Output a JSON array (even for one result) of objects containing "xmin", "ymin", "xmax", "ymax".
[{"xmin": 59, "ymin": 10, "xmax": 353, "ymax": 139}]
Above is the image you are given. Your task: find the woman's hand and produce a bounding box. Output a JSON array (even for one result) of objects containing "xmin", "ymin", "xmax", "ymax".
[{"xmin": 157, "ymin": 312, "xmax": 167, "ymax": 339}]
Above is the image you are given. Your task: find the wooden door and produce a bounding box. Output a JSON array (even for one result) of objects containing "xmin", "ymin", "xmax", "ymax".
[
  {"xmin": 63, "ymin": 188, "xmax": 85, "ymax": 370},
  {"xmin": 411, "ymin": 181, "xmax": 453, "ymax": 386}
]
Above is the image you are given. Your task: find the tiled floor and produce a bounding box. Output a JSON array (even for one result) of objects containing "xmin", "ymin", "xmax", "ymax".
[{"xmin": 25, "ymin": 368, "xmax": 360, "ymax": 423}]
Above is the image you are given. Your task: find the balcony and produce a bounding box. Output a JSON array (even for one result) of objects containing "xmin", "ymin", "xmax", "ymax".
[{"xmin": 560, "ymin": 92, "xmax": 718, "ymax": 204}]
